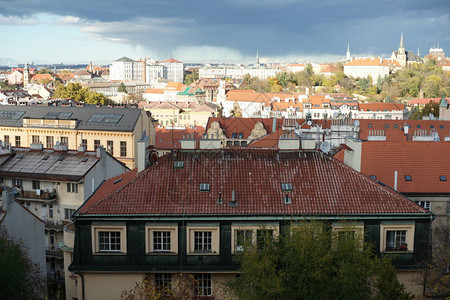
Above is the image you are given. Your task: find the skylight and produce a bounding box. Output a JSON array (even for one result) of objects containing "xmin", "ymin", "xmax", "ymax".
[
  {"xmin": 439, "ymin": 175, "xmax": 447, "ymax": 181},
  {"xmin": 87, "ymin": 113, "xmax": 123, "ymax": 124},
  {"xmin": 45, "ymin": 112, "xmax": 73, "ymax": 119},
  {"xmin": 0, "ymin": 111, "xmax": 25, "ymax": 120},
  {"xmin": 174, "ymin": 161, "xmax": 184, "ymax": 169},
  {"xmin": 199, "ymin": 183, "xmax": 210, "ymax": 192},
  {"xmin": 369, "ymin": 175, "xmax": 377, "ymax": 180},
  {"xmin": 404, "ymin": 175, "xmax": 412, "ymax": 181},
  {"xmin": 283, "ymin": 194, "xmax": 291, "ymax": 204},
  {"xmin": 281, "ymin": 183, "xmax": 293, "ymax": 192}
]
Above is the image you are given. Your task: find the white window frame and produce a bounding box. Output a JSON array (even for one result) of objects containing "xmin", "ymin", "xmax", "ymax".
[
  {"xmin": 145, "ymin": 225, "xmax": 178, "ymax": 254},
  {"xmin": 186, "ymin": 226, "xmax": 219, "ymax": 255},
  {"xmin": 332, "ymin": 224, "xmax": 364, "ymax": 249},
  {"xmin": 231, "ymin": 225, "xmax": 279, "ymax": 253},
  {"xmin": 92, "ymin": 225, "xmax": 127, "ymax": 254},
  {"xmin": 195, "ymin": 273, "xmax": 212, "ymax": 297},
  {"xmin": 415, "ymin": 201, "xmax": 431, "ymax": 210},
  {"xmin": 67, "ymin": 183, "xmax": 78, "ymax": 193},
  {"xmin": 380, "ymin": 223, "xmax": 415, "ymax": 253}
]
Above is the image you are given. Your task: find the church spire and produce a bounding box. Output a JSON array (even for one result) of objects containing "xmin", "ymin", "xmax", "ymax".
[
  {"xmin": 399, "ymin": 33, "xmax": 404, "ymax": 50},
  {"xmin": 417, "ymin": 47, "xmax": 421, "ymax": 57},
  {"xmin": 256, "ymin": 50, "xmax": 260, "ymax": 65}
]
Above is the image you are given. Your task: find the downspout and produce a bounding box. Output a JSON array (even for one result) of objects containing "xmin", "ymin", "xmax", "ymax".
[{"xmin": 76, "ymin": 223, "xmax": 86, "ymax": 300}]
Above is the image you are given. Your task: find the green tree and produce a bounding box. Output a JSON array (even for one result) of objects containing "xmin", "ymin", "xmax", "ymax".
[
  {"xmin": 423, "ymin": 75, "xmax": 443, "ymax": 98},
  {"xmin": 85, "ymin": 91, "xmax": 108, "ymax": 105},
  {"xmin": 183, "ymin": 72, "xmax": 199, "ymax": 85},
  {"xmin": 37, "ymin": 67, "xmax": 54, "ymax": 75},
  {"xmin": 118, "ymin": 82, "xmax": 128, "ymax": 93},
  {"xmin": 374, "ymin": 258, "xmax": 412, "ymax": 300},
  {"xmin": 0, "ymin": 226, "xmax": 46, "ymax": 299},
  {"xmin": 228, "ymin": 222, "xmax": 381, "ymax": 300},
  {"xmin": 52, "ymin": 82, "xmax": 108, "ymax": 104},
  {"xmin": 411, "ymin": 100, "xmax": 440, "ymax": 119}
]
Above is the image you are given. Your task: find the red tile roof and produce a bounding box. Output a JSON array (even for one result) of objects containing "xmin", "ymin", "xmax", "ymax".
[
  {"xmin": 225, "ymin": 90, "xmax": 296, "ymax": 104},
  {"xmin": 357, "ymin": 119, "xmax": 450, "ymax": 141},
  {"xmin": 155, "ymin": 127, "xmax": 205, "ymax": 150},
  {"xmin": 158, "ymin": 58, "xmax": 182, "ymax": 64},
  {"xmin": 359, "ymin": 142, "xmax": 450, "ymax": 194},
  {"xmin": 345, "ymin": 57, "xmax": 401, "ymax": 67},
  {"xmin": 406, "ymin": 98, "xmax": 446, "ymax": 106},
  {"xmin": 206, "ymin": 117, "xmax": 282, "ymax": 139},
  {"xmin": 30, "ymin": 74, "xmax": 55, "ymax": 81},
  {"xmin": 77, "ymin": 149, "xmax": 429, "ymax": 216},
  {"xmin": 359, "ymin": 103, "xmax": 404, "ymax": 111}
]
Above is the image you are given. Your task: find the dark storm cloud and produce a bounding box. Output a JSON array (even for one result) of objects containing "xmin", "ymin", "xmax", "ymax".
[{"xmin": 1, "ymin": 0, "xmax": 448, "ymax": 60}]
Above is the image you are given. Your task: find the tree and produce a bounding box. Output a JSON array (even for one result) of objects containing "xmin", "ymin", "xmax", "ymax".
[
  {"xmin": 118, "ymin": 82, "xmax": 128, "ymax": 94},
  {"xmin": 227, "ymin": 222, "xmax": 383, "ymax": 300},
  {"xmin": 410, "ymin": 100, "xmax": 440, "ymax": 120},
  {"xmin": 422, "ymin": 75, "xmax": 443, "ymax": 98},
  {"xmin": 121, "ymin": 273, "xmax": 198, "ymax": 300},
  {"xmin": 183, "ymin": 72, "xmax": 199, "ymax": 86},
  {"xmin": 0, "ymin": 226, "xmax": 46, "ymax": 299},
  {"xmin": 52, "ymin": 82, "xmax": 108, "ymax": 104},
  {"xmin": 374, "ymin": 258, "xmax": 412, "ymax": 300}
]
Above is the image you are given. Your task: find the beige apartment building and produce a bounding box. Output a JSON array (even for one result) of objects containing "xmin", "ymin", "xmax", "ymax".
[{"xmin": 0, "ymin": 104, "xmax": 154, "ymax": 169}]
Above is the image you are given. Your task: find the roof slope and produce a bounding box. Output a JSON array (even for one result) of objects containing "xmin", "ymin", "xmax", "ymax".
[
  {"xmin": 0, "ymin": 149, "xmax": 100, "ymax": 181},
  {"xmin": 360, "ymin": 142, "xmax": 450, "ymax": 194},
  {"xmin": 78, "ymin": 149, "xmax": 429, "ymax": 216}
]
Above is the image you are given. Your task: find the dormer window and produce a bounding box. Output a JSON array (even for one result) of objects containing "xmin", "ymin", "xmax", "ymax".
[
  {"xmin": 281, "ymin": 183, "xmax": 293, "ymax": 192},
  {"xmin": 200, "ymin": 183, "xmax": 210, "ymax": 192}
]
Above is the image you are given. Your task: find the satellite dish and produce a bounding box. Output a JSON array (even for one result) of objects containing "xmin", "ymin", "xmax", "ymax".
[
  {"xmin": 55, "ymin": 141, "xmax": 61, "ymax": 146},
  {"xmin": 320, "ymin": 141, "xmax": 331, "ymax": 154},
  {"xmin": 354, "ymin": 120, "xmax": 360, "ymax": 127},
  {"xmin": 307, "ymin": 120, "xmax": 312, "ymax": 126}
]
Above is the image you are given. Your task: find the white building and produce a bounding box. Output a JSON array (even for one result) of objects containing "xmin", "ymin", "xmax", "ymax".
[
  {"xmin": 343, "ymin": 57, "xmax": 401, "ymax": 83},
  {"xmin": 199, "ymin": 65, "xmax": 280, "ymax": 79},
  {"xmin": 358, "ymin": 103, "xmax": 406, "ymax": 120},
  {"xmin": 110, "ymin": 57, "xmax": 183, "ymax": 83}
]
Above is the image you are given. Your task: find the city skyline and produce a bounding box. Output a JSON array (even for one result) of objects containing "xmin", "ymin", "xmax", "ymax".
[{"xmin": 0, "ymin": 0, "xmax": 449, "ymax": 66}]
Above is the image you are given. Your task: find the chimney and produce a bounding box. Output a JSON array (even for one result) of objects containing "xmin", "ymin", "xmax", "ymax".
[
  {"xmin": 96, "ymin": 145, "xmax": 106, "ymax": 159},
  {"xmin": 78, "ymin": 145, "xmax": 86, "ymax": 153},
  {"xmin": 272, "ymin": 117, "xmax": 277, "ymax": 133},
  {"xmin": 230, "ymin": 190, "xmax": 237, "ymax": 207},
  {"xmin": 394, "ymin": 171, "xmax": 398, "ymax": 190},
  {"xmin": 137, "ymin": 135, "xmax": 150, "ymax": 173},
  {"xmin": 142, "ymin": 58, "xmax": 147, "ymax": 83}
]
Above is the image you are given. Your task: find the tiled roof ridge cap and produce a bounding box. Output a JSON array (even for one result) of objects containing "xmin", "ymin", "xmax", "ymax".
[
  {"xmin": 81, "ymin": 155, "xmax": 171, "ymax": 214},
  {"xmin": 329, "ymin": 155, "xmax": 429, "ymax": 214}
]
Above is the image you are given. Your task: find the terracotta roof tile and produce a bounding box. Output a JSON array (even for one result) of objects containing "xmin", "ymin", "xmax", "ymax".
[
  {"xmin": 359, "ymin": 142, "xmax": 450, "ymax": 194},
  {"xmin": 77, "ymin": 149, "xmax": 430, "ymax": 216},
  {"xmin": 359, "ymin": 103, "xmax": 404, "ymax": 111},
  {"xmin": 155, "ymin": 127, "xmax": 205, "ymax": 149}
]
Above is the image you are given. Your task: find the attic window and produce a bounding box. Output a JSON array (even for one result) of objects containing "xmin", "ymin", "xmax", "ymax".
[
  {"xmin": 238, "ymin": 133, "xmax": 244, "ymax": 139},
  {"xmin": 384, "ymin": 124, "xmax": 389, "ymax": 128},
  {"xmin": 439, "ymin": 125, "xmax": 444, "ymax": 129},
  {"xmin": 281, "ymin": 183, "xmax": 293, "ymax": 192},
  {"xmin": 404, "ymin": 175, "xmax": 412, "ymax": 181},
  {"xmin": 174, "ymin": 161, "xmax": 184, "ymax": 169},
  {"xmin": 430, "ymin": 125, "xmax": 434, "ymax": 129},
  {"xmin": 42, "ymin": 156, "xmax": 49, "ymax": 160},
  {"xmin": 368, "ymin": 124, "xmax": 373, "ymax": 128},
  {"xmin": 231, "ymin": 133, "xmax": 237, "ymax": 139},
  {"xmin": 369, "ymin": 175, "xmax": 377, "ymax": 180},
  {"xmin": 417, "ymin": 125, "xmax": 421, "ymax": 128},
  {"xmin": 440, "ymin": 176, "xmax": 447, "ymax": 182},
  {"xmin": 199, "ymin": 183, "xmax": 210, "ymax": 192},
  {"xmin": 81, "ymin": 158, "xmax": 88, "ymax": 162},
  {"xmin": 394, "ymin": 124, "xmax": 398, "ymax": 128}
]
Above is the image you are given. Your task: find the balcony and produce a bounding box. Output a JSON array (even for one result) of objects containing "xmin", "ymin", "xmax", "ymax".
[
  {"xmin": 46, "ymin": 246, "xmax": 63, "ymax": 258},
  {"xmin": 16, "ymin": 189, "xmax": 57, "ymax": 202},
  {"xmin": 45, "ymin": 220, "xmax": 65, "ymax": 231}
]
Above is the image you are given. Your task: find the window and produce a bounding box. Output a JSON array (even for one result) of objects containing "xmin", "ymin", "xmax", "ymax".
[
  {"xmin": 146, "ymin": 225, "xmax": 178, "ymax": 253},
  {"xmin": 195, "ymin": 273, "xmax": 212, "ymax": 297},
  {"xmin": 64, "ymin": 208, "xmax": 76, "ymax": 220},
  {"xmin": 405, "ymin": 175, "xmax": 412, "ymax": 181},
  {"xmin": 120, "ymin": 141, "xmax": 127, "ymax": 157},
  {"xmin": 174, "ymin": 161, "xmax": 184, "ymax": 169},
  {"xmin": 46, "ymin": 136, "xmax": 54, "ymax": 148},
  {"xmin": 281, "ymin": 183, "xmax": 293, "ymax": 192},
  {"xmin": 394, "ymin": 124, "xmax": 398, "ymax": 128},
  {"xmin": 94, "ymin": 140, "xmax": 100, "ymax": 151},
  {"xmin": 61, "ymin": 136, "xmax": 68, "ymax": 146},
  {"xmin": 154, "ymin": 231, "xmax": 171, "ymax": 251},
  {"xmin": 155, "ymin": 273, "xmax": 172, "ymax": 289},
  {"xmin": 67, "ymin": 183, "xmax": 78, "ymax": 193},
  {"xmin": 447, "ymin": 202, "xmax": 450, "ymax": 215},
  {"xmin": 107, "ymin": 140, "xmax": 114, "ymax": 155},
  {"xmin": 4, "ymin": 135, "xmax": 9, "ymax": 146},
  {"xmin": 231, "ymin": 225, "xmax": 279, "ymax": 253},
  {"xmin": 12, "ymin": 178, "xmax": 23, "ymax": 187},
  {"xmin": 49, "ymin": 204, "xmax": 53, "ymax": 218},
  {"xmin": 92, "ymin": 226, "xmax": 127, "ymax": 254},
  {"xmin": 32, "ymin": 135, "xmax": 40, "ymax": 144},
  {"xmin": 380, "ymin": 223, "xmax": 415, "ymax": 252},
  {"xmin": 417, "ymin": 125, "xmax": 421, "ymax": 128},
  {"xmin": 415, "ymin": 201, "xmax": 431, "ymax": 210},
  {"xmin": 369, "ymin": 175, "xmax": 377, "ymax": 180},
  {"xmin": 332, "ymin": 224, "xmax": 364, "ymax": 249},
  {"xmin": 32, "ymin": 180, "xmax": 40, "ymax": 190},
  {"xmin": 15, "ymin": 136, "xmax": 20, "ymax": 147},
  {"xmin": 81, "ymin": 139, "xmax": 87, "ymax": 148},
  {"xmin": 440, "ymin": 175, "xmax": 447, "ymax": 181},
  {"xmin": 384, "ymin": 124, "xmax": 389, "ymax": 128},
  {"xmin": 199, "ymin": 183, "xmax": 210, "ymax": 192},
  {"xmin": 187, "ymin": 226, "xmax": 219, "ymax": 255},
  {"xmin": 368, "ymin": 124, "xmax": 373, "ymax": 128}
]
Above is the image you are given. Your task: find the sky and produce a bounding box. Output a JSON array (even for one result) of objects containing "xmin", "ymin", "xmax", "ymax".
[{"xmin": 0, "ymin": 0, "xmax": 449, "ymax": 66}]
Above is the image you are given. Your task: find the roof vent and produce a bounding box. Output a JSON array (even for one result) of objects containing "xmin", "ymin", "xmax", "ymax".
[
  {"xmin": 57, "ymin": 156, "xmax": 64, "ymax": 161},
  {"xmin": 283, "ymin": 193, "xmax": 291, "ymax": 204},
  {"xmin": 42, "ymin": 156, "xmax": 49, "ymax": 160},
  {"xmin": 217, "ymin": 192, "xmax": 222, "ymax": 204},
  {"xmin": 199, "ymin": 183, "xmax": 210, "ymax": 192},
  {"xmin": 230, "ymin": 190, "xmax": 237, "ymax": 207},
  {"xmin": 81, "ymin": 158, "xmax": 88, "ymax": 162}
]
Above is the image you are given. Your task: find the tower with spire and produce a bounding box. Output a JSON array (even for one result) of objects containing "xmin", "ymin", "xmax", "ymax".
[
  {"xmin": 256, "ymin": 50, "xmax": 260, "ymax": 66},
  {"xmin": 391, "ymin": 33, "xmax": 408, "ymax": 67},
  {"xmin": 23, "ymin": 62, "xmax": 30, "ymax": 86},
  {"xmin": 346, "ymin": 43, "xmax": 351, "ymax": 61}
]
